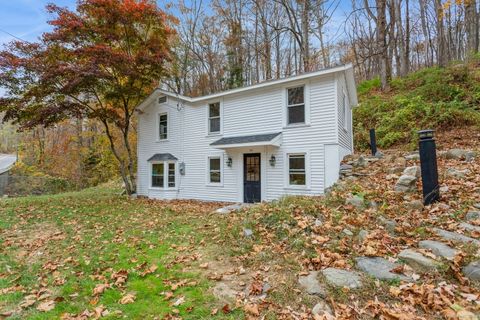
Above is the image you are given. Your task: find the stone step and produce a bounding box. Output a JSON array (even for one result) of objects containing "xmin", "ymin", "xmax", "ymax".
[
  {"xmin": 433, "ymin": 228, "xmax": 480, "ymax": 245},
  {"xmin": 463, "ymin": 260, "xmax": 480, "ymax": 281},
  {"xmin": 321, "ymin": 268, "xmax": 363, "ymax": 289},
  {"xmin": 355, "ymin": 257, "xmax": 411, "ymax": 281},
  {"xmin": 397, "ymin": 249, "xmax": 441, "ymax": 272},
  {"xmin": 459, "ymin": 222, "xmax": 480, "ymax": 233},
  {"xmin": 466, "ymin": 211, "xmax": 480, "ymax": 221},
  {"xmin": 418, "ymin": 240, "xmax": 458, "ymax": 260}
]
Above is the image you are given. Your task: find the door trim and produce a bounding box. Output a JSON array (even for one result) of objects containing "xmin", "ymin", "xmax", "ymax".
[{"xmin": 243, "ymin": 153, "xmax": 261, "ymax": 203}]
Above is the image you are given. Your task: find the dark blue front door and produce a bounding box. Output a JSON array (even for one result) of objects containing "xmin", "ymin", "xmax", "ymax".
[{"xmin": 244, "ymin": 153, "xmax": 261, "ymax": 203}]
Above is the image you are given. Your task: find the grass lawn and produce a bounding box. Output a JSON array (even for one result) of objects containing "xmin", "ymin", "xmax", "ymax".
[{"xmin": 0, "ymin": 187, "xmax": 242, "ymax": 319}]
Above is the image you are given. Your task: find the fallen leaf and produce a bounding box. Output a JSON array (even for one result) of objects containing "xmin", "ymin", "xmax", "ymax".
[
  {"xmin": 119, "ymin": 293, "xmax": 136, "ymax": 305},
  {"xmin": 37, "ymin": 300, "xmax": 55, "ymax": 312}
]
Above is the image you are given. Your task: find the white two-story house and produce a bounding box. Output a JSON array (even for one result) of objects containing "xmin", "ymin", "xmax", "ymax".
[{"xmin": 136, "ymin": 64, "xmax": 357, "ymax": 203}]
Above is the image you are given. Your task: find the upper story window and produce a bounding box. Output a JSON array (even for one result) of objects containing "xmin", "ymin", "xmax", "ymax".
[
  {"xmin": 287, "ymin": 86, "xmax": 305, "ymax": 125},
  {"xmin": 208, "ymin": 102, "xmax": 221, "ymax": 134},
  {"xmin": 159, "ymin": 113, "xmax": 168, "ymax": 140}
]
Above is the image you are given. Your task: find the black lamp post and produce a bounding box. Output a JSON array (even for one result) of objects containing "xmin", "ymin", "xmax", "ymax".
[
  {"xmin": 418, "ymin": 129, "xmax": 440, "ymax": 205},
  {"xmin": 369, "ymin": 128, "xmax": 377, "ymax": 156}
]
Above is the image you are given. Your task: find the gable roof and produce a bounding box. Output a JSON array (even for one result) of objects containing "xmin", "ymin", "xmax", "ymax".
[{"xmin": 137, "ymin": 64, "xmax": 357, "ymax": 111}]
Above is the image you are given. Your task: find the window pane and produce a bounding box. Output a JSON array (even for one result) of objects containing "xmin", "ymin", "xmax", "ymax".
[
  {"xmin": 209, "ymin": 103, "xmax": 220, "ymax": 117},
  {"xmin": 159, "ymin": 114, "xmax": 167, "ymax": 139},
  {"xmin": 288, "ymin": 105, "xmax": 305, "ymax": 124},
  {"xmin": 210, "ymin": 158, "xmax": 220, "ymax": 171},
  {"xmin": 168, "ymin": 163, "xmax": 175, "ymax": 187},
  {"xmin": 210, "ymin": 171, "xmax": 221, "ymax": 183},
  {"xmin": 288, "ymin": 86, "xmax": 304, "ymax": 105},
  {"xmin": 209, "ymin": 118, "xmax": 220, "ymax": 133},
  {"xmin": 289, "ymin": 173, "xmax": 306, "ymax": 185},
  {"xmin": 289, "ymin": 155, "xmax": 305, "ymax": 170},
  {"xmin": 152, "ymin": 163, "xmax": 164, "ymax": 187}
]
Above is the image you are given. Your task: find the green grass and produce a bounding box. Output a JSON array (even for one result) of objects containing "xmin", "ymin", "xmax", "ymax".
[{"xmin": 0, "ymin": 187, "xmax": 242, "ymax": 319}]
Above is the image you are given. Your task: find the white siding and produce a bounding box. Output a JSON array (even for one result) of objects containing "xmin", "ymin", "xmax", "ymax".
[
  {"xmin": 137, "ymin": 72, "xmax": 348, "ymax": 202},
  {"xmin": 336, "ymin": 73, "xmax": 354, "ymax": 154}
]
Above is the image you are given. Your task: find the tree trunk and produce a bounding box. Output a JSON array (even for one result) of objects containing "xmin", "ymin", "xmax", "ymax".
[
  {"xmin": 377, "ymin": 0, "xmax": 389, "ymax": 89},
  {"xmin": 466, "ymin": 0, "xmax": 479, "ymax": 57},
  {"xmin": 394, "ymin": 0, "xmax": 408, "ymax": 76},
  {"xmin": 434, "ymin": 0, "xmax": 447, "ymax": 67}
]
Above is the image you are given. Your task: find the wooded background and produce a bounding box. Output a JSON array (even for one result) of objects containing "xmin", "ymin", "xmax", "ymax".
[{"xmin": 0, "ymin": 0, "xmax": 479, "ymax": 191}]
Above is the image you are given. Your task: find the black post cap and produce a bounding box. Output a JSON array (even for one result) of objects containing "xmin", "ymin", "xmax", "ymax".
[{"xmin": 418, "ymin": 129, "xmax": 435, "ymax": 140}]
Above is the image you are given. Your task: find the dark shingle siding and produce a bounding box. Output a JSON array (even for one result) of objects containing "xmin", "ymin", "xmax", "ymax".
[{"xmin": 210, "ymin": 132, "xmax": 281, "ymax": 146}]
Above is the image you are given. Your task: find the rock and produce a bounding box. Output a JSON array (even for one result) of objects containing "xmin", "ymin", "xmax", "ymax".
[
  {"xmin": 465, "ymin": 151, "xmax": 476, "ymax": 162},
  {"xmin": 445, "ymin": 148, "xmax": 468, "ymax": 160},
  {"xmin": 433, "ymin": 228, "xmax": 480, "ymax": 245},
  {"xmin": 418, "ymin": 240, "xmax": 458, "ymax": 260},
  {"xmin": 262, "ymin": 282, "xmax": 271, "ymax": 294},
  {"xmin": 405, "ymin": 152, "xmax": 420, "ymax": 161},
  {"xmin": 321, "ymin": 268, "xmax": 363, "ymax": 289},
  {"xmin": 343, "ymin": 229, "xmax": 353, "ymax": 237},
  {"xmin": 474, "ymin": 203, "xmax": 480, "ymax": 210},
  {"xmin": 403, "ymin": 166, "xmax": 420, "ymax": 178},
  {"xmin": 457, "ymin": 310, "xmax": 477, "ymax": 320},
  {"xmin": 466, "ymin": 211, "xmax": 480, "ymax": 221},
  {"xmin": 446, "ymin": 168, "xmax": 469, "ymax": 179},
  {"xmin": 353, "ymin": 156, "xmax": 367, "ymax": 168},
  {"xmin": 398, "ymin": 249, "xmax": 440, "ymax": 272},
  {"xmin": 355, "ymin": 257, "xmax": 410, "ymax": 281},
  {"xmin": 216, "ymin": 203, "xmax": 253, "ymax": 214},
  {"xmin": 243, "ymin": 228, "xmax": 253, "ymax": 237},
  {"xmin": 339, "ymin": 164, "xmax": 353, "ymax": 177},
  {"xmin": 213, "ymin": 283, "xmax": 237, "ymax": 302},
  {"xmin": 440, "ymin": 186, "xmax": 449, "ymax": 193},
  {"xmin": 378, "ymin": 216, "xmax": 397, "ymax": 233},
  {"xmin": 298, "ymin": 271, "xmax": 326, "ymax": 296},
  {"xmin": 463, "ymin": 260, "xmax": 480, "ymax": 281},
  {"xmin": 459, "ymin": 223, "xmax": 480, "ymax": 233},
  {"xmin": 358, "ymin": 230, "xmax": 369, "ymax": 242},
  {"xmin": 395, "ymin": 175, "xmax": 417, "ymax": 192},
  {"xmin": 407, "ymin": 200, "xmax": 424, "ymax": 211},
  {"xmin": 314, "ymin": 218, "xmax": 323, "ymax": 227},
  {"xmin": 374, "ymin": 151, "xmax": 384, "ymax": 159},
  {"xmin": 312, "ymin": 300, "xmax": 333, "ymax": 317},
  {"xmin": 345, "ymin": 195, "xmax": 364, "ymax": 209}
]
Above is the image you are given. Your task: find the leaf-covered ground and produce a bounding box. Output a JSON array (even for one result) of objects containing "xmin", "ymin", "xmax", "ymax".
[{"xmin": 1, "ymin": 128, "xmax": 480, "ymax": 319}]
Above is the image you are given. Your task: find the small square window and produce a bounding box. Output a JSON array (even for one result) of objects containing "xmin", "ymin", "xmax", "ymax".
[
  {"xmin": 209, "ymin": 157, "xmax": 221, "ymax": 183},
  {"xmin": 158, "ymin": 96, "xmax": 167, "ymax": 104},
  {"xmin": 288, "ymin": 154, "xmax": 306, "ymax": 186},
  {"xmin": 287, "ymin": 86, "xmax": 305, "ymax": 125}
]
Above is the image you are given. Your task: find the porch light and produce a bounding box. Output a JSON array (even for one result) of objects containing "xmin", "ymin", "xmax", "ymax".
[
  {"xmin": 226, "ymin": 157, "xmax": 233, "ymax": 167},
  {"xmin": 269, "ymin": 155, "xmax": 276, "ymax": 167}
]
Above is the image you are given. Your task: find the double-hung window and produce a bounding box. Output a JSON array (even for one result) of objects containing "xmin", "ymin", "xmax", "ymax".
[
  {"xmin": 288, "ymin": 154, "xmax": 306, "ymax": 186},
  {"xmin": 151, "ymin": 162, "xmax": 176, "ymax": 188},
  {"xmin": 208, "ymin": 157, "xmax": 221, "ymax": 183},
  {"xmin": 159, "ymin": 113, "xmax": 168, "ymax": 140},
  {"xmin": 208, "ymin": 102, "xmax": 221, "ymax": 134},
  {"xmin": 287, "ymin": 86, "xmax": 305, "ymax": 125}
]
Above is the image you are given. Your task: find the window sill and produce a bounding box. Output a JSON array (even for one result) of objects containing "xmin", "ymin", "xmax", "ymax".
[
  {"xmin": 284, "ymin": 186, "xmax": 310, "ymax": 191},
  {"xmin": 206, "ymin": 133, "xmax": 222, "ymax": 137},
  {"xmin": 283, "ymin": 123, "xmax": 311, "ymax": 129},
  {"xmin": 156, "ymin": 139, "xmax": 169, "ymax": 143},
  {"xmin": 149, "ymin": 187, "xmax": 178, "ymax": 191},
  {"xmin": 206, "ymin": 183, "xmax": 224, "ymax": 187}
]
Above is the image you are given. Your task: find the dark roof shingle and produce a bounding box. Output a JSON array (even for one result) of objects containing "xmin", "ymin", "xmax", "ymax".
[
  {"xmin": 210, "ymin": 132, "xmax": 281, "ymax": 146},
  {"xmin": 147, "ymin": 153, "xmax": 178, "ymax": 161}
]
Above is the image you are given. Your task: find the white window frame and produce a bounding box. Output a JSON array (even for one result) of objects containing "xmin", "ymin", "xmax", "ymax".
[
  {"xmin": 284, "ymin": 152, "xmax": 310, "ymax": 189},
  {"xmin": 150, "ymin": 161, "xmax": 177, "ymax": 190},
  {"xmin": 206, "ymin": 154, "xmax": 223, "ymax": 186},
  {"xmin": 207, "ymin": 100, "xmax": 223, "ymax": 135},
  {"xmin": 157, "ymin": 111, "xmax": 169, "ymax": 141},
  {"xmin": 283, "ymin": 82, "xmax": 310, "ymax": 128}
]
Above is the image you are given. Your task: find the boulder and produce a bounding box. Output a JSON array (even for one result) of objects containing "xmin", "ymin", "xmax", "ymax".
[
  {"xmin": 312, "ymin": 300, "xmax": 333, "ymax": 317},
  {"xmin": 418, "ymin": 240, "xmax": 458, "ymax": 260},
  {"xmin": 395, "ymin": 175, "xmax": 417, "ymax": 192},
  {"xmin": 394, "ymin": 157, "xmax": 407, "ymax": 167},
  {"xmin": 345, "ymin": 195, "xmax": 364, "ymax": 209},
  {"xmin": 405, "ymin": 152, "xmax": 420, "ymax": 161},
  {"xmin": 374, "ymin": 151, "xmax": 384, "ymax": 159},
  {"xmin": 407, "ymin": 200, "xmax": 424, "ymax": 211},
  {"xmin": 398, "ymin": 249, "xmax": 440, "ymax": 272},
  {"xmin": 466, "ymin": 211, "xmax": 480, "ymax": 221},
  {"xmin": 321, "ymin": 268, "xmax": 363, "ymax": 289},
  {"xmin": 446, "ymin": 168, "xmax": 469, "ymax": 179},
  {"xmin": 298, "ymin": 271, "xmax": 326, "ymax": 296},
  {"xmin": 445, "ymin": 148, "xmax": 468, "ymax": 160},
  {"xmin": 403, "ymin": 166, "xmax": 421, "ymax": 178},
  {"xmin": 459, "ymin": 223, "xmax": 480, "ymax": 233},
  {"xmin": 355, "ymin": 257, "xmax": 410, "ymax": 281},
  {"xmin": 463, "ymin": 260, "xmax": 480, "ymax": 281}
]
